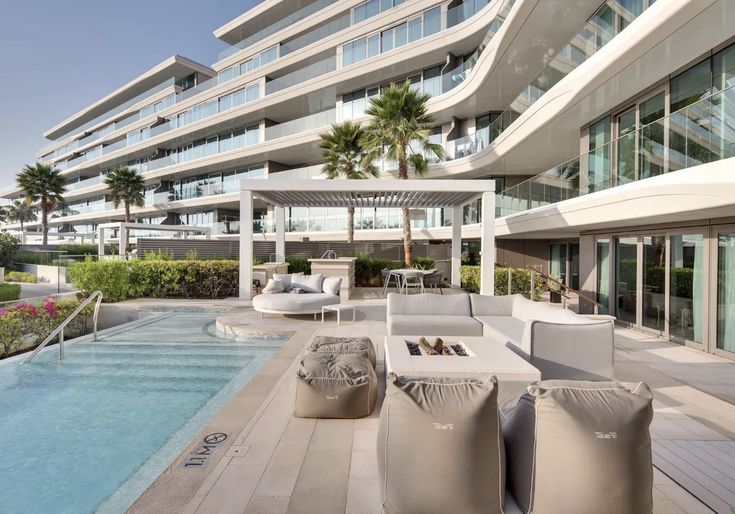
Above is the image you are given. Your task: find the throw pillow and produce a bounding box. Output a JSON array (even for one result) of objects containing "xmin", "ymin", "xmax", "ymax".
[
  {"xmin": 322, "ymin": 276, "xmax": 342, "ymax": 296},
  {"xmin": 273, "ymin": 273, "xmax": 292, "ymax": 290},
  {"xmin": 291, "ymin": 273, "xmax": 324, "ymax": 293},
  {"xmin": 262, "ymin": 279, "xmax": 284, "ymax": 294}
]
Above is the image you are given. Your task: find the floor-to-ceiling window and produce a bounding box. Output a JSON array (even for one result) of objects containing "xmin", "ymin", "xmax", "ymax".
[
  {"xmin": 588, "ymin": 117, "xmax": 611, "ymax": 192},
  {"xmin": 717, "ymin": 232, "xmax": 735, "ymax": 354},
  {"xmin": 642, "ymin": 235, "xmax": 666, "ymax": 332},
  {"xmin": 670, "ymin": 234, "xmax": 704, "ymax": 344},
  {"xmin": 596, "ymin": 238, "xmax": 611, "ymax": 314},
  {"xmin": 616, "ymin": 237, "xmax": 638, "ymax": 324},
  {"xmin": 549, "ymin": 243, "xmax": 567, "ymax": 285}
]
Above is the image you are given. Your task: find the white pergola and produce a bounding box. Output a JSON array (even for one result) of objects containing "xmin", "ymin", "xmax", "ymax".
[
  {"xmin": 239, "ymin": 179, "xmax": 495, "ymax": 300},
  {"xmin": 97, "ymin": 222, "xmax": 211, "ymax": 256}
]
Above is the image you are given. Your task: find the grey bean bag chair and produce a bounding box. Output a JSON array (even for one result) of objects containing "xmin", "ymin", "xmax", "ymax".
[
  {"xmin": 378, "ymin": 374, "xmax": 505, "ymax": 514},
  {"xmin": 307, "ymin": 336, "xmax": 377, "ymax": 369},
  {"xmin": 294, "ymin": 352, "xmax": 377, "ymax": 419},
  {"xmin": 503, "ymin": 380, "xmax": 654, "ymax": 514}
]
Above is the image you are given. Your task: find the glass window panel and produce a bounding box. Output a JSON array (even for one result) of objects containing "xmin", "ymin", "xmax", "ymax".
[
  {"xmin": 423, "ymin": 7, "xmax": 441, "ymax": 36},
  {"xmin": 367, "ymin": 34, "xmax": 380, "ymax": 58},
  {"xmin": 246, "ymin": 124, "xmax": 260, "ymax": 145},
  {"xmin": 246, "ymin": 83, "xmax": 260, "ymax": 102},
  {"xmin": 353, "ymin": 3, "xmax": 367, "ymax": 23},
  {"xmin": 671, "ymin": 59, "xmax": 711, "ymax": 112},
  {"xmin": 381, "ymin": 29, "xmax": 393, "ymax": 52},
  {"xmin": 261, "ymin": 46, "xmax": 277, "ymax": 64},
  {"xmin": 219, "ymin": 94, "xmax": 232, "ymax": 112},
  {"xmin": 394, "ymin": 0, "xmax": 404, "ymax": 6},
  {"xmin": 366, "ymin": 0, "xmax": 379, "ymax": 18},
  {"xmin": 616, "ymin": 236, "xmax": 638, "ymax": 324},
  {"xmin": 353, "ymin": 37, "xmax": 367, "ymax": 63},
  {"xmin": 394, "ymin": 23, "xmax": 407, "ymax": 47},
  {"xmin": 642, "ymin": 235, "xmax": 666, "ymax": 332},
  {"xmin": 232, "ymin": 88, "xmax": 246, "ymax": 107},
  {"xmin": 380, "ymin": 0, "xmax": 392, "ymax": 10},
  {"xmin": 718, "ymin": 232, "xmax": 735, "ymax": 353},
  {"xmin": 588, "ymin": 116, "xmax": 611, "ymax": 192},
  {"xmin": 343, "ymin": 41, "xmax": 354, "ymax": 66},
  {"xmin": 713, "ymin": 43, "xmax": 735, "ymax": 91},
  {"xmin": 639, "ymin": 92, "xmax": 666, "ymax": 179},
  {"xmin": 616, "ymin": 107, "xmax": 637, "ymax": 184},
  {"xmin": 408, "ymin": 17, "xmax": 422, "ymax": 42},
  {"xmin": 669, "ymin": 234, "xmax": 704, "ymax": 343},
  {"xmin": 596, "ymin": 238, "xmax": 611, "ymax": 314},
  {"xmin": 549, "ymin": 244, "xmax": 567, "ymax": 284}
]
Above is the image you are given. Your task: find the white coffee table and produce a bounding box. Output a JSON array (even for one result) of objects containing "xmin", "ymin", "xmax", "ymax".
[
  {"xmin": 321, "ymin": 304, "xmax": 356, "ymax": 325},
  {"xmin": 384, "ymin": 335, "xmax": 541, "ymax": 411}
]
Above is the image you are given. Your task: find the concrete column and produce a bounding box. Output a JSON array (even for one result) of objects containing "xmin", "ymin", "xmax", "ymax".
[
  {"xmin": 118, "ymin": 225, "xmax": 127, "ymax": 256},
  {"xmin": 451, "ymin": 205, "xmax": 462, "ymax": 288},
  {"xmin": 239, "ymin": 190, "xmax": 254, "ymax": 300},
  {"xmin": 480, "ymin": 192, "xmax": 496, "ymax": 295},
  {"xmin": 275, "ymin": 206, "xmax": 286, "ymax": 263},
  {"xmin": 98, "ymin": 227, "xmax": 105, "ymax": 256}
]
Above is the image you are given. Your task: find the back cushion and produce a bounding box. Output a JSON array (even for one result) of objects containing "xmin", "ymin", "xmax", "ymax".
[
  {"xmin": 470, "ymin": 294, "xmax": 517, "ymax": 316},
  {"xmin": 262, "ymin": 278, "xmax": 284, "ymax": 294},
  {"xmin": 291, "ymin": 273, "xmax": 324, "ymax": 293},
  {"xmin": 512, "ymin": 297, "xmax": 562, "ymax": 323},
  {"xmin": 322, "ymin": 276, "xmax": 342, "ymax": 296},
  {"xmin": 387, "ymin": 293, "xmax": 471, "ymax": 316},
  {"xmin": 273, "ymin": 273, "xmax": 292, "ymax": 290},
  {"xmin": 503, "ymin": 380, "xmax": 653, "ymax": 514}
]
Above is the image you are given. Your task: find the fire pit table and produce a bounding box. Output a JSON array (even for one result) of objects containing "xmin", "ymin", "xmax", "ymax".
[{"xmin": 384, "ymin": 335, "xmax": 541, "ymax": 411}]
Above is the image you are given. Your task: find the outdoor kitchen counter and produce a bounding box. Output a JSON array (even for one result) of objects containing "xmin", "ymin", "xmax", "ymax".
[{"xmin": 308, "ymin": 257, "xmax": 356, "ymax": 300}]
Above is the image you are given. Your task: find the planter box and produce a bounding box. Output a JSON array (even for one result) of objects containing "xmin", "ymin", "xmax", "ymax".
[{"xmin": 16, "ymin": 264, "xmax": 67, "ymax": 285}]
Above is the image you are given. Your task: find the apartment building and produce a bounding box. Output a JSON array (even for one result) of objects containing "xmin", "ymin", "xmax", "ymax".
[{"xmin": 1, "ymin": 0, "xmax": 734, "ymax": 357}]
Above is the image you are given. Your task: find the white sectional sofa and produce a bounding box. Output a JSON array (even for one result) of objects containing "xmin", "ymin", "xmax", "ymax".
[{"xmin": 386, "ymin": 293, "xmax": 614, "ymax": 380}]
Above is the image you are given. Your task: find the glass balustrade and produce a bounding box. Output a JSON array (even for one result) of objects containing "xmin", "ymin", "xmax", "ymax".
[
  {"xmin": 265, "ymin": 55, "xmax": 337, "ymax": 95},
  {"xmin": 496, "ymin": 85, "xmax": 735, "ymax": 217}
]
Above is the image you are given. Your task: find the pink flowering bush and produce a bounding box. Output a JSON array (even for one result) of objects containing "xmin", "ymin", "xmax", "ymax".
[{"xmin": 0, "ymin": 296, "xmax": 94, "ymax": 359}]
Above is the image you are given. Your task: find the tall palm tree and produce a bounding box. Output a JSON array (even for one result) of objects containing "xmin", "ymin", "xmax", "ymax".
[
  {"xmin": 320, "ymin": 121, "xmax": 378, "ymax": 243},
  {"xmin": 105, "ymin": 165, "xmax": 145, "ymax": 223},
  {"xmin": 16, "ymin": 162, "xmax": 66, "ymax": 245},
  {"xmin": 361, "ymin": 82, "xmax": 444, "ymax": 266},
  {"xmin": 8, "ymin": 199, "xmax": 37, "ymax": 233}
]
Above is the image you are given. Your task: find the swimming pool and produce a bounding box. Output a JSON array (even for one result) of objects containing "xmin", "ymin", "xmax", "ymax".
[{"xmin": 0, "ymin": 313, "xmax": 291, "ymax": 514}]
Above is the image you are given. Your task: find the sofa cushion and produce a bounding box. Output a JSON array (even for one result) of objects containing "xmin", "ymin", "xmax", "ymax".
[
  {"xmin": 378, "ymin": 374, "xmax": 505, "ymax": 514},
  {"xmin": 387, "ymin": 292, "xmax": 472, "ymax": 316},
  {"xmin": 512, "ymin": 297, "xmax": 565, "ymax": 323},
  {"xmin": 291, "ymin": 273, "xmax": 324, "ymax": 293},
  {"xmin": 273, "ymin": 273, "xmax": 292, "ymax": 290},
  {"xmin": 253, "ymin": 292, "xmax": 340, "ymax": 314},
  {"xmin": 262, "ymin": 278, "xmax": 285, "ymax": 294},
  {"xmin": 474, "ymin": 315, "xmax": 525, "ymax": 344},
  {"xmin": 295, "ymin": 352, "xmax": 377, "ymax": 419},
  {"xmin": 503, "ymin": 380, "xmax": 653, "ymax": 514},
  {"xmin": 388, "ymin": 315, "xmax": 483, "ymax": 336},
  {"xmin": 322, "ymin": 276, "xmax": 342, "ymax": 296},
  {"xmin": 470, "ymin": 294, "xmax": 518, "ymax": 316}
]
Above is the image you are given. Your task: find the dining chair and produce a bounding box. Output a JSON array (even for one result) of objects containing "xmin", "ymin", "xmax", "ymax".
[
  {"xmin": 402, "ymin": 271, "xmax": 425, "ymax": 294},
  {"xmin": 423, "ymin": 270, "xmax": 443, "ymax": 294},
  {"xmin": 382, "ymin": 268, "xmax": 401, "ymax": 296}
]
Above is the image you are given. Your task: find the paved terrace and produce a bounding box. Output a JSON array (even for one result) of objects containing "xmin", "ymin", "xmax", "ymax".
[{"xmin": 123, "ymin": 291, "xmax": 735, "ymax": 514}]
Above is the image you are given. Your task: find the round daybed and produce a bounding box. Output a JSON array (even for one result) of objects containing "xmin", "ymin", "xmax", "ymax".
[{"xmin": 253, "ymin": 292, "xmax": 340, "ymax": 316}]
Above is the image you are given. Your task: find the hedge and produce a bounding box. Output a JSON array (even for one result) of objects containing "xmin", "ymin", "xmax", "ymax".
[
  {"xmin": 69, "ymin": 259, "xmax": 239, "ymax": 302},
  {"xmin": 4, "ymin": 271, "xmax": 37, "ymax": 283},
  {"xmin": 0, "ymin": 283, "xmax": 21, "ymax": 302},
  {"xmin": 460, "ymin": 266, "xmax": 542, "ymax": 299}
]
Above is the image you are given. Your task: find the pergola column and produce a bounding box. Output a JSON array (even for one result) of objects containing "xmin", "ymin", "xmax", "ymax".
[
  {"xmin": 239, "ymin": 190, "xmax": 254, "ymax": 300},
  {"xmin": 98, "ymin": 227, "xmax": 105, "ymax": 256},
  {"xmin": 118, "ymin": 224, "xmax": 127, "ymax": 256},
  {"xmin": 275, "ymin": 206, "xmax": 285, "ymax": 262},
  {"xmin": 480, "ymin": 192, "xmax": 496, "ymax": 295},
  {"xmin": 451, "ymin": 205, "xmax": 462, "ymax": 288}
]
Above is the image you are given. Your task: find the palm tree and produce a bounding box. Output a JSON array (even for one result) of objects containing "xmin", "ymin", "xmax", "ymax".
[
  {"xmin": 105, "ymin": 165, "xmax": 145, "ymax": 223},
  {"xmin": 8, "ymin": 199, "xmax": 37, "ymax": 233},
  {"xmin": 320, "ymin": 121, "xmax": 378, "ymax": 243},
  {"xmin": 361, "ymin": 82, "xmax": 444, "ymax": 266},
  {"xmin": 16, "ymin": 162, "xmax": 66, "ymax": 245}
]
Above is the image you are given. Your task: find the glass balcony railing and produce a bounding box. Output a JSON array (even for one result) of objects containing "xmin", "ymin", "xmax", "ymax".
[
  {"xmin": 65, "ymin": 176, "xmax": 105, "ymax": 192},
  {"xmin": 264, "ymin": 108, "xmax": 337, "ymax": 141},
  {"xmin": 265, "ymin": 55, "xmax": 337, "ymax": 95},
  {"xmin": 496, "ymin": 85, "xmax": 735, "ymax": 217}
]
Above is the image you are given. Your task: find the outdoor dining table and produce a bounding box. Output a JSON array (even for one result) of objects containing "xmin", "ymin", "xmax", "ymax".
[{"xmin": 390, "ymin": 268, "xmax": 437, "ymax": 294}]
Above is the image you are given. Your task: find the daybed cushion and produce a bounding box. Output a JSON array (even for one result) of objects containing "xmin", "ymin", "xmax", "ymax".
[
  {"xmin": 294, "ymin": 352, "xmax": 377, "ymax": 419},
  {"xmin": 291, "ymin": 273, "xmax": 324, "ymax": 293},
  {"xmin": 378, "ymin": 374, "xmax": 505, "ymax": 514},
  {"xmin": 322, "ymin": 276, "xmax": 342, "ymax": 296},
  {"xmin": 307, "ymin": 336, "xmax": 376, "ymax": 369},
  {"xmin": 273, "ymin": 273, "xmax": 292, "ymax": 290},
  {"xmin": 253, "ymin": 292, "xmax": 339, "ymax": 314},
  {"xmin": 503, "ymin": 380, "xmax": 653, "ymax": 514},
  {"xmin": 262, "ymin": 278, "xmax": 284, "ymax": 294},
  {"xmin": 388, "ymin": 315, "xmax": 483, "ymax": 336}
]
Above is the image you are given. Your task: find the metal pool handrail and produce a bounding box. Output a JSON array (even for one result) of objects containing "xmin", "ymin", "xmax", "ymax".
[{"xmin": 23, "ymin": 291, "xmax": 104, "ymax": 364}]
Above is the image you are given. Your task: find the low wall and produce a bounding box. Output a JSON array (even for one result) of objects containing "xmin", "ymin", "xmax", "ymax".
[{"xmin": 17, "ymin": 263, "xmax": 68, "ymax": 285}]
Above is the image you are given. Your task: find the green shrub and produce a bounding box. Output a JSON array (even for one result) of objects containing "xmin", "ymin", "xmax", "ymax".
[
  {"xmin": 4, "ymin": 271, "xmax": 37, "ymax": 283},
  {"xmin": 69, "ymin": 258, "xmax": 239, "ymax": 302},
  {"xmin": 460, "ymin": 266, "xmax": 542, "ymax": 299},
  {"xmin": 143, "ymin": 249, "xmax": 174, "ymax": 261},
  {"xmin": 0, "ymin": 283, "xmax": 21, "ymax": 302},
  {"xmin": 57, "ymin": 243, "xmax": 98, "ymax": 256},
  {"xmin": 413, "ymin": 256, "xmax": 436, "ymax": 270},
  {"xmin": 0, "ymin": 232, "xmax": 19, "ymax": 268},
  {"xmin": 286, "ymin": 255, "xmax": 311, "ymax": 274},
  {"xmin": 354, "ymin": 252, "xmax": 402, "ymax": 287},
  {"xmin": 184, "ymin": 249, "xmax": 199, "ymax": 261}
]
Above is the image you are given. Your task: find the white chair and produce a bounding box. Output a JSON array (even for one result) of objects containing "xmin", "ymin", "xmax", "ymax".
[
  {"xmin": 402, "ymin": 271, "xmax": 425, "ymax": 294},
  {"xmin": 382, "ymin": 268, "xmax": 401, "ymax": 296}
]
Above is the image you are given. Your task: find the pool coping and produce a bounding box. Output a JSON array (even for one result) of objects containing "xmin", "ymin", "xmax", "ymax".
[{"xmin": 127, "ymin": 322, "xmax": 315, "ymax": 513}]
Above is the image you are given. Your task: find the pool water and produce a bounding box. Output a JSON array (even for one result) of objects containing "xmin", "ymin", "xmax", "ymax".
[{"xmin": 0, "ymin": 313, "xmax": 290, "ymax": 514}]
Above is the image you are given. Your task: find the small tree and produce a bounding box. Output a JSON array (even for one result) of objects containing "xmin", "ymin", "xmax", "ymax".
[
  {"xmin": 319, "ymin": 121, "xmax": 378, "ymax": 243},
  {"xmin": 16, "ymin": 162, "xmax": 66, "ymax": 245},
  {"xmin": 0, "ymin": 231, "xmax": 19, "ymax": 268},
  {"xmin": 361, "ymin": 82, "xmax": 444, "ymax": 266},
  {"xmin": 8, "ymin": 199, "xmax": 37, "ymax": 233},
  {"xmin": 105, "ymin": 165, "xmax": 145, "ymax": 223}
]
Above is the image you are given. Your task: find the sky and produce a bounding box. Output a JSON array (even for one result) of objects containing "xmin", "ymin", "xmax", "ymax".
[{"xmin": 0, "ymin": 0, "xmax": 261, "ymax": 187}]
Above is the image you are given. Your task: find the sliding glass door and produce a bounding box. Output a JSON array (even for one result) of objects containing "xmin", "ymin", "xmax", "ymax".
[
  {"xmin": 716, "ymin": 232, "xmax": 735, "ymax": 355},
  {"xmin": 670, "ymin": 234, "xmax": 704, "ymax": 344},
  {"xmin": 642, "ymin": 236, "xmax": 666, "ymax": 333},
  {"xmin": 615, "ymin": 237, "xmax": 638, "ymax": 324}
]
